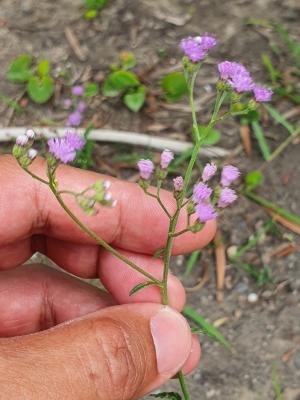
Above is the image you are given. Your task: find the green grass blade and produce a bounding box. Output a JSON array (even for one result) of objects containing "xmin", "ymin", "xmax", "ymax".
[
  {"xmin": 229, "ymin": 220, "xmax": 274, "ymax": 261},
  {"xmin": 183, "ymin": 250, "xmax": 201, "ymax": 277},
  {"xmin": 264, "ymin": 104, "xmax": 295, "ymax": 135},
  {"xmin": 271, "ymin": 366, "xmax": 284, "ymax": 400},
  {"xmin": 261, "ymin": 53, "xmax": 281, "ymax": 84},
  {"xmin": 183, "ymin": 306, "xmax": 232, "ymax": 351},
  {"xmin": 251, "ymin": 120, "xmax": 271, "ymax": 161},
  {"xmin": 244, "ymin": 191, "xmax": 300, "ymax": 226}
]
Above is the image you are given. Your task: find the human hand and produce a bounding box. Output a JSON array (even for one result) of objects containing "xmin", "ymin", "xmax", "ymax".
[{"xmin": 0, "ymin": 155, "xmax": 216, "ymax": 399}]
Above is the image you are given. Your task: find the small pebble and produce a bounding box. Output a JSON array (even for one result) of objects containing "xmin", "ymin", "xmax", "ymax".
[{"xmin": 247, "ymin": 293, "xmax": 258, "ymax": 303}]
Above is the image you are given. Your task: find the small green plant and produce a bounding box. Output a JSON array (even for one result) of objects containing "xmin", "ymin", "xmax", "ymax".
[
  {"xmin": 161, "ymin": 71, "xmax": 188, "ymax": 102},
  {"xmin": 6, "ymin": 54, "xmax": 54, "ymax": 104},
  {"xmin": 84, "ymin": 0, "xmax": 108, "ymax": 20},
  {"xmin": 102, "ymin": 51, "xmax": 146, "ymax": 112}
]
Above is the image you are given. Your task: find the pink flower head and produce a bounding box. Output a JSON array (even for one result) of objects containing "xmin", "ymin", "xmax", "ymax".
[
  {"xmin": 221, "ymin": 165, "xmax": 240, "ymax": 187},
  {"xmin": 253, "ymin": 86, "xmax": 273, "ymax": 102},
  {"xmin": 63, "ymin": 98, "xmax": 72, "ymax": 108},
  {"xmin": 48, "ymin": 137, "xmax": 77, "ymax": 164},
  {"xmin": 27, "ymin": 149, "xmax": 38, "ymax": 160},
  {"xmin": 180, "ymin": 34, "xmax": 217, "ymax": 63},
  {"xmin": 218, "ymin": 61, "xmax": 254, "ymax": 92},
  {"xmin": 195, "ymin": 202, "xmax": 218, "ymax": 223},
  {"xmin": 47, "ymin": 132, "xmax": 85, "ymax": 164},
  {"xmin": 77, "ymin": 101, "xmax": 86, "ymax": 113},
  {"xmin": 160, "ymin": 149, "xmax": 174, "ymax": 169},
  {"xmin": 137, "ymin": 159, "xmax": 154, "ymax": 180},
  {"xmin": 218, "ymin": 188, "xmax": 237, "ymax": 208},
  {"xmin": 64, "ymin": 132, "xmax": 86, "ymax": 151},
  {"xmin": 173, "ymin": 176, "xmax": 183, "ymax": 191},
  {"xmin": 67, "ymin": 111, "xmax": 82, "ymax": 127},
  {"xmin": 202, "ymin": 162, "xmax": 217, "ymax": 182},
  {"xmin": 25, "ymin": 129, "xmax": 35, "ymax": 139},
  {"xmin": 193, "ymin": 182, "xmax": 213, "ymax": 203},
  {"xmin": 72, "ymin": 85, "xmax": 84, "ymax": 96},
  {"xmin": 16, "ymin": 134, "xmax": 29, "ymax": 146}
]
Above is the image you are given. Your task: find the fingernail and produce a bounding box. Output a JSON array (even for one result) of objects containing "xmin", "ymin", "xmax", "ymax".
[{"xmin": 150, "ymin": 307, "xmax": 192, "ymax": 375}]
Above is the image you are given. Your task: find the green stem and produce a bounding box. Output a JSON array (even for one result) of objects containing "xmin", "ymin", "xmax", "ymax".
[
  {"xmin": 178, "ymin": 371, "xmax": 190, "ymax": 400},
  {"xmin": 24, "ymin": 168, "xmax": 49, "ymax": 185},
  {"xmin": 49, "ymin": 183, "xmax": 162, "ymax": 285}
]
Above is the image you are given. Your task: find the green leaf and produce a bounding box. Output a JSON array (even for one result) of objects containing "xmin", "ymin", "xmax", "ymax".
[
  {"xmin": 150, "ymin": 392, "xmax": 182, "ymax": 399},
  {"xmin": 119, "ymin": 51, "xmax": 136, "ymax": 70},
  {"xmin": 245, "ymin": 170, "xmax": 264, "ymax": 191},
  {"xmin": 183, "ymin": 306, "xmax": 232, "ymax": 350},
  {"xmin": 85, "ymin": 0, "xmax": 108, "ymax": 10},
  {"xmin": 263, "ymin": 104, "xmax": 295, "ymax": 135},
  {"xmin": 251, "ymin": 120, "xmax": 271, "ymax": 161},
  {"xmin": 84, "ymin": 82, "xmax": 99, "ymax": 97},
  {"xmin": 129, "ymin": 281, "xmax": 159, "ymax": 296},
  {"xmin": 161, "ymin": 72, "xmax": 188, "ymax": 102},
  {"xmin": 261, "ymin": 53, "xmax": 281, "ymax": 85},
  {"xmin": 84, "ymin": 9, "xmax": 98, "ymax": 19},
  {"xmin": 37, "ymin": 60, "xmax": 50, "ymax": 77},
  {"xmin": 183, "ymin": 250, "xmax": 201, "ymax": 278},
  {"xmin": 123, "ymin": 86, "xmax": 146, "ymax": 112},
  {"xmin": 192, "ymin": 125, "xmax": 221, "ymax": 146},
  {"xmin": 103, "ymin": 70, "xmax": 140, "ymax": 97},
  {"xmin": 27, "ymin": 75, "xmax": 54, "ymax": 104},
  {"xmin": 6, "ymin": 54, "xmax": 33, "ymax": 83}
]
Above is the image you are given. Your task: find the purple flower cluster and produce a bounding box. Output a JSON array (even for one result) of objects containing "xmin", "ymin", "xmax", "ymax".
[
  {"xmin": 192, "ymin": 163, "xmax": 240, "ymax": 223},
  {"xmin": 48, "ymin": 132, "xmax": 86, "ymax": 164},
  {"xmin": 218, "ymin": 61, "xmax": 273, "ymax": 102},
  {"xmin": 64, "ymin": 85, "xmax": 87, "ymax": 127},
  {"xmin": 180, "ymin": 35, "xmax": 217, "ymax": 63},
  {"xmin": 137, "ymin": 149, "xmax": 175, "ymax": 181}
]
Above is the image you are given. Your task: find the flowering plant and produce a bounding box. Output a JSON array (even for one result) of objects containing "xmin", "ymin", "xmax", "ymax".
[{"xmin": 12, "ymin": 34, "xmax": 272, "ymax": 399}]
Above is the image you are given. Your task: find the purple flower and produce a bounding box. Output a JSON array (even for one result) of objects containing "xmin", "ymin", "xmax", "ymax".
[
  {"xmin": 218, "ymin": 188, "xmax": 237, "ymax": 208},
  {"xmin": 195, "ymin": 202, "xmax": 218, "ymax": 223},
  {"xmin": 27, "ymin": 149, "xmax": 38, "ymax": 160},
  {"xmin": 67, "ymin": 111, "xmax": 82, "ymax": 127},
  {"xmin": 180, "ymin": 34, "xmax": 217, "ymax": 63},
  {"xmin": 253, "ymin": 86, "xmax": 273, "ymax": 102},
  {"xmin": 47, "ymin": 132, "xmax": 85, "ymax": 164},
  {"xmin": 137, "ymin": 159, "xmax": 154, "ymax": 180},
  {"xmin": 63, "ymin": 99, "xmax": 72, "ymax": 108},
  {"xmin": 48, "ymin": 137, "xmax": 77, "ymax": 164},
  {"xmin": 72, "ymin": 85, "xmax": 84, "ymax": 96},
  {"xmin": 221, "ymin": 165, "xmax": 240, "ymax": 187},
  {"xmin": 193, "ymin": 182, "xmax": 213, "ymax": 203},
  {"xmin": 218, "ymin": 61, "xmax": 254, "ymax": 92},
  {"xmin": 173, "ymin": 176, "xmax": 183, "ymax": 191},
  {"xmin": 160, "ymin": 149, "xmax": 174, "ymax": 169},
  {"xmin": 77, "ymin": 101, "xmax": 86, "ymax": 113},
  {"xmin": 65, "ymin": 132, "xmax": 86, "ymax": 151},
  {"xmin": 16, "ymin": 135, "xmax": 29, "ymax": 146},
  {"xmin": 202, "ymin": 162, "xmax": 217, "ymax": 182}
]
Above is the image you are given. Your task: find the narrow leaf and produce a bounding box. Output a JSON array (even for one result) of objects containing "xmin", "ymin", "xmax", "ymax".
[
  {"xmin": 151, "ymin": 392, "xmax": 182, "ymax": 400},
  {"xmin": 129, "ymin": 281, "xmax": 159, "ymax": 296},
  {"xmin": 183, "ymin": 250, "xmax": 201, "ymax": 277},
  {"xmin": 264, "ymin": 104, "xmax": 295, "ymax": 135},
  {"xmin": 183, "ymin": 306, "xmax": 231, "ymax": 350},
  {"xmin": 244, "ymin": 191, "xmax": 300, "ymax": 226},
  {"xmin": 251, "ymin": 120, "xmax": 271, "ymax": 161}
]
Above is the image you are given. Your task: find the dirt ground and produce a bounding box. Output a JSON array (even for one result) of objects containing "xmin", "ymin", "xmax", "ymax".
[{"xmin": 0, "ymin": 0, "xmax": 300, "ymax": 399}]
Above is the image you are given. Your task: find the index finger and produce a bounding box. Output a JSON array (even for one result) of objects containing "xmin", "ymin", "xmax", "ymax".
[{"xmin": 0, "ymin": 155, "xmax": 216, "ymax": 254}]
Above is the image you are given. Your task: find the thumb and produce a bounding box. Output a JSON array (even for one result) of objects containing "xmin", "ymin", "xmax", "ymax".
[{"xmin": 1, "ymin": 304, "xmax": 192, "ymax": 400}]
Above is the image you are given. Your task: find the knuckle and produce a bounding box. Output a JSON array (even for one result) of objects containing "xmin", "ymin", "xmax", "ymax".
[{"xmin": 84, "ymin": 318, "xmax": 148, "ymax": 400}]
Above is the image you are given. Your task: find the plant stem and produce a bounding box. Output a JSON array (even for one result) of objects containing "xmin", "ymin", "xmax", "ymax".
[
  {"xmin": 178, "ymin": 371, "xmax": 191, "ymax": 400},
  {"xmin": 24, "ymin": 168, "xmax": 49, "ymax": 185},
  {"xmin": 49, "ymin": 183, "xmax": 162, "ymax": 285}
]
